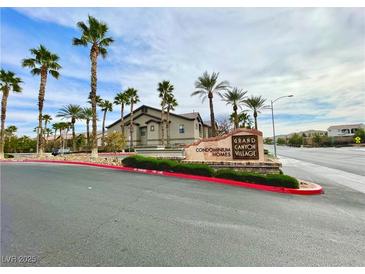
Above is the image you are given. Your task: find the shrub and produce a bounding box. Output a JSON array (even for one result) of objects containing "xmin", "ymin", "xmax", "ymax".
[
  {"xmin": 122, "ymin": 155, "xmax": 299, "ymax": 188},
  {"xmin": 215, "ymin": 169, "xmax": 267, "ymax": 184},
  {"xmin": 266, "ymin": 174, "xmax": 299, "ymax": 189},
  {"xmin": 157, "ymin": 159, "xmax": 177, "ymax": 171},
  {"xmin": 4, "ymin": 153, "xmax": 14, "ymax": 158},
  {"xmin": 122, "ymin": 155, "xmax": 145, "ymax": 167},
  {"xmin": 215, "ymin": 169, "xmax": 299, "ymax": 189},
  {"xmin": 122, "ymin": 155, "xmax": 214, "ymax": 177},
  {"xmin": 172, "ymin": 163, "xmax": 215, "ymax": 177}
]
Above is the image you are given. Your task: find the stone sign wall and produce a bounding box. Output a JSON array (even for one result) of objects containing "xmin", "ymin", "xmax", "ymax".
[{"xmin": 185, "ymin": 128, "xmax": 265, "ymax": 162}]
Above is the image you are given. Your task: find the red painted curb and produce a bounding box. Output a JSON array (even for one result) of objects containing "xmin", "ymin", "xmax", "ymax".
[{"xmin": 0, "ymin": 159, "xmax": 323, "ymax": 195}]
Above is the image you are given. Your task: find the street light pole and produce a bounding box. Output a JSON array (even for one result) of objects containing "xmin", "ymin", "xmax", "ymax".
[
  {"xmin": 271, "ymin": 95, "xmax": 294, "ymax": 158},
  {"xmin": 271, "ymin": 100, "xmax": 277, "ymax": 158}
]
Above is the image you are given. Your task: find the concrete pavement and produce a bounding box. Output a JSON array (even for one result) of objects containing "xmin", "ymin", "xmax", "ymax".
[
  {"xmin": 265, "ymin": 146, "xmax": 365, "ymax": 194},
  {"xmin": 1, "ymin": 163, "xmax": 365, "ymax": 266}
]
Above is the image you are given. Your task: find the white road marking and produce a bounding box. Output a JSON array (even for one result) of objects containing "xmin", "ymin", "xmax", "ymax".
[{"xmin": 279, "ymin": 156, "xmax": 365, "ymax": 194}]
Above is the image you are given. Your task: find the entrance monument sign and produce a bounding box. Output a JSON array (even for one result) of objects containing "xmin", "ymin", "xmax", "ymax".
[{"xmin": 185, "ymin": 129, "xmax": 265, "ymax": 162}]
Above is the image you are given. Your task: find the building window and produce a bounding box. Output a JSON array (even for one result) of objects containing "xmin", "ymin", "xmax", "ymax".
[
  {"xmin": 179, "ymin": 124, "xmax": 185, "ymax": 134},
  {"xmin": 351, "ymin": 128, "xmax": 358, "ymax": 133},
  {"xmin": 195, "ymin": 123, "xmax": 198, "ymax": 129},
  {"xmin": 150, "ymin": 125, "xmax": 155, "ymax": 132}
]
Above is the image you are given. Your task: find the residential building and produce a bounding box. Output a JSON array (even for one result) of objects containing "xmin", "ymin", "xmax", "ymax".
[
  {"xmin": 106, "ymin": 105, "xmax": 212, "ymax": 147},
  {"xmin": 275, "ymin": 129, "xmax": 327, "ymax": 140},
  {"xmin": 327, "ymin": 123, "xmax": 365, "ymax": 137}
]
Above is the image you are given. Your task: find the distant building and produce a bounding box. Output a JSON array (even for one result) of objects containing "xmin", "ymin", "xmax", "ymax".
[
  {"xmin": 327, "ymin": 123, "xmax": 365, "ymax": 137},
  {"xmin": 106, "ymin": 105, "xmax": 212, "ymax": 147},
  {"xmin": 275, "ymin": 129, "xmax": 327, "ymax": 140}
]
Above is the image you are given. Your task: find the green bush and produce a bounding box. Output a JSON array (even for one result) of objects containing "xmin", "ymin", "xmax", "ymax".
[
  {"xmin": 215, "ymin": 169, "xmax": 267, "ymax": 184},
  {"xmin": 215, "ymin": 168, "xmax": 299, "ymax": 189},
  {"xmin": 172, "ymin": 163, "xmax": 215, "ymax": 177},
  {"xmin": 122, "ymin": 155, "xmax": 214, "ymax": 176},
  {"xmin": 266, "ymin": 174, "xmax": 299, "ymax": 189},
  {"xmin": 157, "ymin": 159, "xmax": 178, "ymax": 171},
  {"xmin": 122, "ymin": 155, "xmax": 299, "ymax": 188},
  {"xmin": 4, "ymin": 153, "xmax": 14, "ymax": 158}
]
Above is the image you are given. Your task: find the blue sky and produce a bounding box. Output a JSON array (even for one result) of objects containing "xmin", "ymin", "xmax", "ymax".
[{"xmin": 1, "ymin": 7, "xmax": 364, "ymax": 137}]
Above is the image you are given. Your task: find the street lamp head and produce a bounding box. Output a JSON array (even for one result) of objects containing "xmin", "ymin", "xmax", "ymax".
[{"xmin": 288, "ymin": 95, "xmax": 294, "ymax": 97}]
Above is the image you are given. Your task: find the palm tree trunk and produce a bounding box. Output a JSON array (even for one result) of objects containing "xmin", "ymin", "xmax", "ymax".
[
  {"xmin": 121, "ymin": 103, "xmax": 124, "ymax": 135},
  {"xmin": 166, "ymin": 108, "xmax": 170, "ymax": 147},
  {"xmin": 72, "ymin": 120, "xmax": 76, "ymax": 152},
  {"xmin": 86, "ymin": 119, "xmax": 90, "ymax": 147},
  {"xmin": 160, "ymin": 104, "xmax": 165, "ymax": 146},
  {"xmin": 90, "ymin": 44, "xmax": 99, "ymax": 158},
  {"xmin": 102, "ymin": 110, "xmax": 107, "ymax": 147},
  {"xmin": 44, "ymin": 120, "xmax": 48, "ymax": 145},
  {"xmin": 0, "ymin": 87, "xmax": 9, "ymax": 159},
  {"xmin": 129, "ymin": 102, "xmax": 134, "ymax": 148},
  {"xmin": 208, "ymin": 93, "xmax": 216, "ymax": 136},
  {"xmin": 120, "ymin": 104, "xmax": 125, "ymax": 152},
  {"xmin": 233, "ymin": 105, "xmax": 238, "ymax": 129},
  {"xmin": 38, "ymin": 67, "xmax": 48, "ymax": 157},
  {"xmin": 254, "ymin": 110, "xmax": 258, "ymax": 130}
]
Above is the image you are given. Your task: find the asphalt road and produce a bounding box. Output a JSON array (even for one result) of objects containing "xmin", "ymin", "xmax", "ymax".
[
  {"xmin": 265, "ymin": 146, "xmax": 365, "ymax": 194},
  {"xmin": 1, "ymin": 163, "xmax": 365, "ymax": 266}
]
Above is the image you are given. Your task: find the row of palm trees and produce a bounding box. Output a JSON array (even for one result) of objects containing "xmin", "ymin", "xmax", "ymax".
[
  {"xmin": 0, "ymin": 14, "xmax": 268, "ymax": 159},
  {"xmin": 191, "ymin": 71, "xmax": 267, "ymax": 135}
]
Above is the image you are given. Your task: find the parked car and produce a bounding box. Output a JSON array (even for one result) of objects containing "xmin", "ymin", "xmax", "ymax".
[{"xmin": 51, "ymin": 148, "xmax": 71, "ymax": 156}]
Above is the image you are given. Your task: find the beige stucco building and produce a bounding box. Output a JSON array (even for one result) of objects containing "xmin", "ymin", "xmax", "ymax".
[{"xmin": 106, "ymin": 105, "xmax": 212, "ymax": 147}]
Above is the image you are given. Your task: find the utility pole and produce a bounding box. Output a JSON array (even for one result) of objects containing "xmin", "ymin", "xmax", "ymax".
[{"xmin": 271, "ymin": 95, "xmax": 294, "ymax": 158}]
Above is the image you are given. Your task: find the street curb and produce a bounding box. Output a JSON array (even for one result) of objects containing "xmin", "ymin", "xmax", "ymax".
[{"xmin": 0, "ymin": 159, "xmax": 323, "ymax": 195}]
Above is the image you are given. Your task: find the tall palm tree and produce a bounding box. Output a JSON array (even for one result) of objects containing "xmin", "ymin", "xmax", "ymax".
[
  {"xmin": 166, "ymin": 93, "xmax": 178, "ymax": 147},
  {"xmin": 56, "ymin": 104, "xmax": 82, "ymax": 152},
  {"xmin": 244, "ymin": 95, "xmax": 266, "ymax": 130},
  {"xmin": 191, "ymin": 71, "xmax": 229, "ymax": 137},
  {"xmin": 222, "ymin": 88, "xmax": 247, "ymax": 129},
  {"xmin": 126, "ymin": 88, "xmax": 139, "ymax": 149},
  {"xmin": 98, "ymin": 99, "xmax": 113, "ymax": 147},
  {"xmin": 0, "ymin": 69, "xmax": 22, "ymax": 159},
  {"xmin": 114, "ymin": 91, "xmax": 130, "ymax": 136},
  {"xmin": 42, "ymin": 114, "xmax": 52, "ymax": 143},
  {"xmin": 73, "ymin": 15, "xmax": 114, "ymax": 157},
  {"xmin": 157, "ymin": 81, "xmax": 174, "ymax": 145},
  {"xmin": 80, "ymin": 107, "xmax": 93, "ymax": 147},
  {"xmin": 22, "ymin": 44, "xmax": 61, "ymax": 156}
]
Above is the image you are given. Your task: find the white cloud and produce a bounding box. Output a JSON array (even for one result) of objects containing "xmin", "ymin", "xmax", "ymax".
[{"xmin": 3, "ymin": 7, "xmax": 365, "ymax": 137}]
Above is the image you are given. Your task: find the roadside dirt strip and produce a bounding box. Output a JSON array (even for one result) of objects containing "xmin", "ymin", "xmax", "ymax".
[{"xmin": 1, "ymin": 159, "xmax": 323, "ymax": 195}]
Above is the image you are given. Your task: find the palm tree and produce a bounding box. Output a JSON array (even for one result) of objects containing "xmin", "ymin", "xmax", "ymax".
[
  {"xmin": 191, "ymin": 71, "xmax": 229, "ymax": 137},
  {"xmin": 222, "ymin": 88, "xmax": 247, "ymax": 129},
  {"xmin": 5, "ymin": 125, "xmax": 17, "ymax": 137},
  {"xmin": 114, "ymin": 91, "xmax": 130, "ymax": 136},
  {"xmin": 80, "ymin": 107, "xmax": 93, "ymax": 147},
  {"xmin": 166, "ymin": 93, "xmax": 178, "ymax": 147},
  {"xmin": 58, "ymin": 122, "xmax": 70, "ymax": 147},
  {"xmin": 244, "ymin": 95, "xmax": 266, "ymax": 130},
  {"xmin": 157, "ymin": 81, "xmax": 174, "ymax": 145},
  {"xmin": 234, "ymin": 111, "xmax": 253, "ymax": 128},
  {"xmin": 126, "ymin": 88, "xmax": 139, "ymax": 149},
  {"xmin": 52, "ymin": 122, "xmax": 62, "ymax": 142},
  {"xmin": 56, "ymin": 104, "xmax": 82, "ymax": 152},
  {"xmin": 22, "ymin": 45, "xmax": 61, "ymax": 156},
  {"xmin": 98, "ymin": 99, "xmax": 113, "ymax": 147},
  {"xmin": 73, "ymin": 15, "xmax": 114, "ymax": 158},
  {"xmin": 0, "ymin": 69, "xmax": 22, "ymax": 159},
  {"xmin": 42, "ymin": 114, "xmax": 52, "ymax": 143}
]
